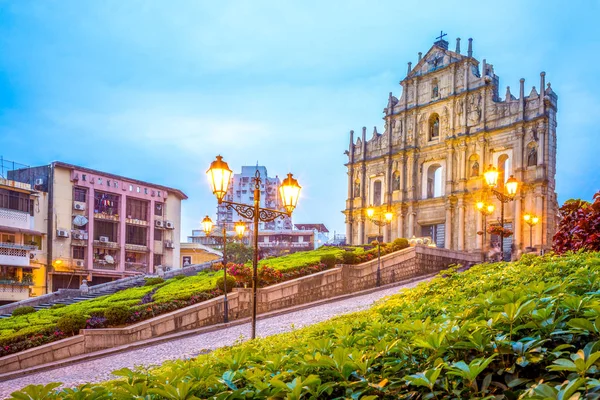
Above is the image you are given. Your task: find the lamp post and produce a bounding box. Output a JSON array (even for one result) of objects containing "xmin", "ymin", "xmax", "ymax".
[
  {"xmin": 201, "ymin": 215, "xmax": 231, "ymax": 323},
  {"xmin": 365, "ymin": 206, "xmax": 393, "ymax": 287},
  {"xmin": 475, "ymin": 201, "xmax": 495, "ymax": 254},
  {"xmin": 523, "ymin": 213, "xmax": 539, "ymax": 250},
  {"xmin": 234, "ymin": 221, "xmax": 246, "ymax": 242},
  {"xmin": 207, "ymin": 155, "xmax": 301, "ymax": 339},
  {"xmin": 483, "ymin": 165, "xmax": 519, "ymax": 260}
]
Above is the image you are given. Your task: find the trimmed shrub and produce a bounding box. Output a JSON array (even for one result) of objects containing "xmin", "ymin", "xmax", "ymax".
[
  {"xmin": 104, "ymin": 305, "xmax": 130, "ymax": 326},
  {"xmin": 320, "ymin": 254, "xmax": 338, "ymax": 269},
  {"xmin": 341, "ymin": 251, "xmax": 358, "ymax": 265},
  {"xmin": 144, "ymin": 277, "xmax": 165, "ymax": 286},
  {"xmin": 391, "ymin": 237, "xmax": 410, "ymax": 251},
  {"xmin": 57, "ymin": 313, "xmax": 86, "ymax": 335},
  {"xmin": 215, "ymin": 275, "xmax": 236, "ymax": 293},
  {"xmin": 50, "ymin": 304, "xmax": 66, "ymax": 310},
  {"xmin": 173, "ymin": 274, "xmax": 186, "ymax": 280},
  {"xmin": 12, "ymin": 306, "xmax": 36, "ymax": 316}
]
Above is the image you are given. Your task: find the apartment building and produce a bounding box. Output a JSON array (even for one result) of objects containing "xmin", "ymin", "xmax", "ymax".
[
  {"xmin": 10, "ymin": 162, "xmax": 187, "ymax": 291},
  {"xmin": 0, "ymin": 173, "xmax": 47, "ymax": 304}
]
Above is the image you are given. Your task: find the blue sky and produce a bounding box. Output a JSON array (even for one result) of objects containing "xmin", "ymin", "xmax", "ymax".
[{"xmin": 0, "ymin": 0, "xmax": 599, "ymax": 238}]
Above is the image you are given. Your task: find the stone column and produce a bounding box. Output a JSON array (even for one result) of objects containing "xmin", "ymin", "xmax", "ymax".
[
  {"xmin": 358, "ymin": 216, "xmax": 365, "ymax": 245},
  {"xmin": 476, "ymin": 206, "xmax": 483, "ymax": 250},
  {"xmin": 458, "ymin": 202, "xmax": 465, "ymax": 251},
  {"xmin": 345, "ymin": 216, "xmax": 352, "ymax": 245},
  {"xmin": 446, "ymin": 145, "xmax": 454, "ymax": 195},
  {"xmin": 445, "ymin": 206, "xmax": 452, "ymax": 249},
  {"xmin": 397, "ymin": 211, "xmax": 404, "ymax": 239},
  {"xmin": 408, "ymin": 211, "xmax": 415, "ymax": 238}
]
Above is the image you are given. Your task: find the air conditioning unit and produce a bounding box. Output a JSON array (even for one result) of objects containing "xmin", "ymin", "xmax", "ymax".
[
  {"xmin": 73, "ymin": 233, "xmax": 85, "ymax": 240},
  {"xmin": 74, "ymin": 203, "xmax": 86, "ymax": 211},
  {"xmin": 155, "ymin": 220, "xmax": 164, "ymax": 228},
  {"xmin": 165, "ymin": 221, "xmax": 174, "ymax": 229},
  {"xmin": 99, "ymin": 236, "xmax": 109, "ymax": 243},
  {"xmin": 34, "ymin": 178, "xmax": 44, "ymax": 186},
  {"xmin": 164, "ymin": 241, "xmax": 175, "ymax": 249},
  {"xmin": 75, "ymin": 260, "xmax": 84, "ymax": 267},
  {"xmin": 57, "ymin": 229, "xmax": 69, "ymax": 238}
]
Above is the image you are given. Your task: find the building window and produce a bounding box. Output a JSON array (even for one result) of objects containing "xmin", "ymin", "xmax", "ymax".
[
  {"xmin": 372, "ymin": 180, "xmax": 382, "ymax": 206},
  {"xmin": 126, "ymin": 225, "xmax": 147, "ymax": 246},
  {"xmin": 82, "ymin": 174, "xmax": 86, "ymax": 181},
  {"xmin": 153, "ymin": 254, "xmax": 162, "ymax": 266},
  {"xmin": 157, "ymin": 191, "xmax": 161, "ymax": 197},
  {"xmin": 24, "ymin": 234, "xmax": 42, "ymax": 249},
  {"xmin": 426, "ymin": 164, "xmax": 443, "ymax": 198},
  {"xmin": 154, "ymin": 228, "xmax": 163, "ymax": 241},
  {"xmin": 94, "ymin": 192, "xmax": 119, "ymax": 214},
  {"xmin": 107, "ymin": 180, "xmax": 111, "ymax": 187},
  {"xmin": 129, "ymin": 184, "xmax": 133, "ymax": 191},
  {"xmin": 114, "ymin": 181, "xmax": 119, "ymax": 188},
  {"xmin": 94, "ymin": 221, "xmax": 118, "ymax": 241},
  {"xmin": 74, "ymin": 187, "xmax": 87, "ymax": 202},
  {"xmin": 429, "ymin": 114, "xmax": 440, "ymax": 140},
  {"xmin": 73, "ymin": 246, "xmax": 85, "ymax": 260},
  {"xmin": 154, "ymin": 202, "xmax": 163, "ymax": 216},
  {"xmin": 126, "ymin": 198, "xmax": 149, "ymax": 221},
  {"xmin": 1, "ymin": 233, "xmax": 16, "ymax": 244},
  {"xmin": 0, "ymin": 189, "xmax": 32, "ymax": 214},
  {"xmin": 97, "ymin": 178, "xmax": 102, "ymax": 185}
]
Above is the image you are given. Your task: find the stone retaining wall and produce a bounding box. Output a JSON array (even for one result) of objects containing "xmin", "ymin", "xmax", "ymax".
[{"xmin": 0, "ymin": 246, "xmax": 481, "ymax": 374}]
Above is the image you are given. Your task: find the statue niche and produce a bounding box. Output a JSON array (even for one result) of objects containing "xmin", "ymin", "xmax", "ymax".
[
  {"xmin": 527, "ymin": 143, "xmax": 538, "ymax": 167},
  {"xmin": 354, "ymin": 180, "xmax": 361, "ymax": 198}
]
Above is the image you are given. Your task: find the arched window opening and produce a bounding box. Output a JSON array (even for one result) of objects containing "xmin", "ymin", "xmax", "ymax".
[
  {"xmin": 392, "ymin": 171, "xmax": 401, "ymax": 191},
  {"xmin": 426, "ymin": 165, "xmax": 443, "ymax": 199},
  {"xmin": 429, "ymin": 114, "xmax": 440, "ymax": 140},
  {"xmin": 469, "ymin": 154, "xmax": 480, "ymax": 178},
  {"xmin": 526, "ymin": 142, "xmax": 538, "ymax": 167},
  {"xmin": 373, "ymin": 180, "xmax": 382, "ymax": 206}
]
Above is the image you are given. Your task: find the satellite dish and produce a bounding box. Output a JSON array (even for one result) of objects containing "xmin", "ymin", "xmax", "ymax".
[
  {"xmin": 104, "ymin": 255, "xmax": 115, "ymax": 264},
  {"xmin": 73, "ymin": 215, "xmax": 88, "ymax": 227}
]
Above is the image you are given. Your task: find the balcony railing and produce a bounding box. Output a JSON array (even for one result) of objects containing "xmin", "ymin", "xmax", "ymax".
[
  {"xmin": 125, "ymin": 262, "xmax": 148, "ymax": 273},
  {"xmin": 93, "ymin": 240, "xmax": 120, "ymax": 249},
  {"xmin": 0, "ymin": 282, "xmax": 31, "ymax": 301},
  {"xmin": 0, "ymin": 242, "xmax": 38, "ymax": 251},
  {"xmin": 94, "ymin": 212, "xmax": 119, "ymax": 222},
  {"xmin": 93, "ymin": 262, "xmax": 118, "ymax": 271},
  {"xmin": 125, "ymin": 218, "xmax": 148, "ymax": 226},
  {"xmin": 125, "ymin": 243, "xmax": 148, "ymax": 252},
  {"xmin": 0, "ymin": 246, "xmax": 31, "ymax": 267},
  {"xmin": 0, "ymin": 208, "xmax": 32, "ymax": 231}
]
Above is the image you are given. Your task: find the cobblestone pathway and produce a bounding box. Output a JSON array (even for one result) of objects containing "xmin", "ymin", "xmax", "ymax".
[{"xmin": 1, "ymin": 278, "xmax": 428, "ymax": 398}]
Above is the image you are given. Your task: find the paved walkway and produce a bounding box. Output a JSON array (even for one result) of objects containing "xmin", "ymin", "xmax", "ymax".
[{"xmin": 1, "ymin": 278, "xmax": 428, "ymax": 398}]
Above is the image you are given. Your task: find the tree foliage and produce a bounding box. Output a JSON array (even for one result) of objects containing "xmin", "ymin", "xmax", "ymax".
[{"xmin": 553, "ymin": 190, "xmax": 600, "ymax": 253}]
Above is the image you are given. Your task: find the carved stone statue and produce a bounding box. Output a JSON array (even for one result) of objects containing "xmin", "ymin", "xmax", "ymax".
[
  {"xmin": 527, "ymin": 147, "xmax": 538, "ymax": 167},
  {"xmin": 354, "ymin": 180, "xmax": 361, "ymax": 198},
  {"xmin": 471, "ymin": 161, "xmax": 479, "ymax": 177},
  {"xmin": 392, "ymin": 172, "xmax": 401, "ymax": 191}
]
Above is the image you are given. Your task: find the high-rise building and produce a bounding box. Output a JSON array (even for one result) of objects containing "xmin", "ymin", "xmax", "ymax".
[
  {"xmin": 216, "ymin": 166, "xmax": 291, "ymax": 231},
  {"xmin": 343, "ymin": 35, "xmax": 558, "ymax": 259}
]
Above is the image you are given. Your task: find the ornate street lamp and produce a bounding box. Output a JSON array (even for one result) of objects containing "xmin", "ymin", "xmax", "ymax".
[
  {"xmin": 202, "ymin": 215, "xmax": 230, "ymax": 323},
  {"xmin": 365, "ymin": 206, "xmax": 393, "ymax": 287},
  {"xmin": 475, "ymin": 201, "xmax": 495, "ymax": 255},
  {"xmin": 523, "ymin": 213, "xmax": 539, "ymax": 250},
  {"xmin": 234, "ymin": 221, "xmax": 246, "ymax": 239},
  {"xmin": 207, "ymin": 156, "xmax": 301, "ymax": 339},
  {"xmin": 483, "ymin": 164, "xmax": 519, "ymax": 260}
]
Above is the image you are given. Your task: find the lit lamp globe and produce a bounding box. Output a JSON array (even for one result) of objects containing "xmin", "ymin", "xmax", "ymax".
[
  {"xmin": 523, "ymin": 213, "xmax": 531, "ymax": 223},
  {"xmin": 483, "ymin": 165, "xmax": 499, "ymax": 188},
  {"xmin": 532, "ymin": 216, "xmax": 540, "ymax": 225},
  {"xmin": 476, "ymin": 201, "xmax": 485, "ymax": 211},
  {"xmin": 366, "ymin": 207, "xmax": 375, "ymax": 218},
  {"xmin": 384, "ymin": 211, "xmax": 393, "ymax": 222},
  {"xmin": 487, "ymin": 204, "xmax": 495, "ymax": 214},
  {"xmin": 201, "ymin": 215, "xmax": 213, "ymax": 235},
  {"xmin": 206, "ymin": 155, "xmax": 233, "ymax": 204},
  {"xmin": 505, "ymin": 175, "xmax": 519, "ymax": 197},
  {"xmin": 279, "ymin": 173, "xmax": 301, "ymax": 214},
  {"xmin": 234, "ymin": 221, "xmax": 246, "ymax": 238}
]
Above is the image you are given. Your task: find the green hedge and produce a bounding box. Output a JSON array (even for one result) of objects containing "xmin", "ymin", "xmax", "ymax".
[{"xmin": 11, "ymin": 251, "xmax": 600, "ymax": 399}]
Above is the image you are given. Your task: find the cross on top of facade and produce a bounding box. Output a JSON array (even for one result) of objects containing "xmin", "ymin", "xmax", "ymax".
[{"xmin": 436, "ymin": 31, "xmax": 447, "ymax": 41}]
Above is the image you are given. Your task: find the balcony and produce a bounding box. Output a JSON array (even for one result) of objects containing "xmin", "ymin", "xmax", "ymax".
[
  {"xmin": 0, "ymin": 208, "xmax": 33, "ymax": 231},
  {"xmin": 125, "ymin": 218, "xmax": 148, "ymax": 226},
  {"xmin": 0, "ymin": 282, "xmax": 31, "ymax": 302},
  {"xmin": 125, "ymin": 262, "xmax": 148, "ymax": 274},
  {"xmin": 94, "ymin": 212, "xmax": 119, "ymax": 222},
  {"xmin": 93, "ymin": 240, "xmax": 120, "ymax": 249},
  {"xmin": 125, "ymin": 243, "xmax": 148, "ymax": 252},
  {"xmin": 0, "ymin": 242, "xmax": 36, "ymax": 267},
  {"xmin": 93, "ymin": 262, "xmax": 118, "ymax": 271}
]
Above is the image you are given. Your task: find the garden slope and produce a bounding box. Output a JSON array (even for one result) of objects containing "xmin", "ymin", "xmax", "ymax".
[{"xmin": 11, "ymin": 251, "xmax": 600, "ymax": 399}]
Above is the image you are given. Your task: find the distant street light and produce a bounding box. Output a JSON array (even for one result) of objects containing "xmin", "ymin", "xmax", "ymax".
[
  {"xmin": 365, "ymin": 206, "xmax": 393, "ymax": 287},
  {"xmin": 202, "ymin": 214, "xmax": 230, "ymax": 323},
  {"xmin": 523, "ymin": 213, "xmax": 540, "ymax": 250}
]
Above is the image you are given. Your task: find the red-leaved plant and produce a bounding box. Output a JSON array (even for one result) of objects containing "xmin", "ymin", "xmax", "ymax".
[{"xmin": 553, "ymin": 191, "xmax": 600, "ymax": 254}]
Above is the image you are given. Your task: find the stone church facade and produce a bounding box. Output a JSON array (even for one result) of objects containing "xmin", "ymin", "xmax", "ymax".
[{"xmin": 343, "ymin": 36, "xmax": 558, "ymax": 256}]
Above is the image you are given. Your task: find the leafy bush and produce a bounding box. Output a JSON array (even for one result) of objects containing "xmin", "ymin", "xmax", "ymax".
[
  {"xmin": 173, "ymin": 274, "xmax": 186, "ymax": 280},
  {"xmin": 144, "ymin": 277, "xmax": 165, "ymax": 286},
  {"xmin": 104, "ymin": 305, "xmax": 130, "ymax": 326},
  {"xmin": 11, "ymin": 306, "xmax": 36, "ymax": 316},
  {"xmin": 15, "ymin": 252, "xmax": 600, "ymax": 399},
  {"xmin": 215, "ymin": 275, "xmax": 236, "ymax": 292},
  {"xmin": 56, "ymin": 313, "xmax": 86, "ymax": 335},
  {"xmin": 50, "ymin": 304, "xmax": 66, "ymax": 310},
  {"xmin": 391, "ymin": 237, "xmax": 409, "ymax": 251},
  {"xmin": 553, "ymin": 191, "xmax": 600, "ymax": 253},
  {"xmin": 320, "ymin": 254, "xmax": 338, "ymax": 268},
  {"xmin": 85, "ymin": 316, "xmax": 107, "ymax": 329},
  {"xmin": 341, "ymin": 251, "xmax": 358, "ymax": 264}
]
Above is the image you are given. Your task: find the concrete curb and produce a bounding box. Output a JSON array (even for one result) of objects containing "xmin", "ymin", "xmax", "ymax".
[{"xmin": 0, "ymin": 273, "xmax": 437, "ymax": 382}]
